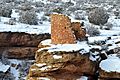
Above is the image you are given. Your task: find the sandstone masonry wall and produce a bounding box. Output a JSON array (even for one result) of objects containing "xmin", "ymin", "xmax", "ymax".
[{"xmin": 51, "ymin": 14, "xmax": 86, "ymax": 44}]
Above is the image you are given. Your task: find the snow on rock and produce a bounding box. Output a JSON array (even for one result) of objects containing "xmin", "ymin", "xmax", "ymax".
[
  {"xmin": 89, "ymin": 54, "xmax": 100, "ymax": 61},
  {"xmin": 77, "ymin": 76, "xmax": 88, "ymax": 80},
  {"xmin": 38, "ymin": 40, "xmax": 90, "ymax": 53},
  {"xmin": 105, "ymin": 36, "xmax": 120, "ymax": 50},
  {"xmin": 35, "ymin": 63, "xmax": 46, "ymax": 67},
  {"xmin": 53, "ymin": 55, "xmax": 62, "ymax": 59},
  {"xmin": 90, "ymin": 45, "xmax": 102, "ymax": 50},
  {"xmin": 38, "ymin": 77, "xmax": 50, "ymax": 80},
  {"xmin": 40, "ymin": 39, "xmax": 52, "ymax": 46},
  {"xmin": 0, "ymin": 62, "xmax": 10, "ymax": 73},
  {"xmin": 100, "ymin": 54, "xmax": 120, "ymax": 72},
  {"xmin": 88, "ymin": 36, "xmax": 108, "ymax": 43}
]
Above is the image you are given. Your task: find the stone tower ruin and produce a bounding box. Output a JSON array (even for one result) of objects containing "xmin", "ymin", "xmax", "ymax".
[{"xmin": 51, "ymin": 14, "xmax": 86, "ymax": 44}]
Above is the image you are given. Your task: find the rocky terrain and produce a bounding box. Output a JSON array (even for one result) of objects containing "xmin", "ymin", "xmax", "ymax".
[
  {"xmin": 27, "ymin": 38, "xmax": 120, "ymax": 80},
  {"xmin": 0, "ymin": 0, "xmax": 120, "ymax": 80}
]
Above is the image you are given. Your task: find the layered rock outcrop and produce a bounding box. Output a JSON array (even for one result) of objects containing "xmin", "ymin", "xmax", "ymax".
[
  {"xmin": 0, "ymin": 32, "xmax": 50, "ymax": 59},
  {"xmin": 0, "ymin": 32, "xmax": 50, "ymax": 47},
  {"xmin": 2, "ymin": 47, "xmax": 38, "ymax": 59},
  {"xmin": 27, "ymin": 14, "xmax": 120, "ymax": 80},
  {"xmin": 27, "ymin": 39, "xmax": 97, "ymax": 80},
  {"xmin": 27, "ymin": 37, "xmax": 120, "ymax": 80}
]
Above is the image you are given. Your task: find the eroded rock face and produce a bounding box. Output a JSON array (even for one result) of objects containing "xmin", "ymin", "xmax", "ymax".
[
  {"xmin": 0, "ymin": 32, "xmax": 50, "ymax": 59},
  {"xmin": 71, "ymin": 22, "xmax": 86, "ymax": 40},
  {"xmin": 0, "ymin": 32, "xmax": 50, "ymax": 47},
  {"xmin": 99, "ymin": 69, "xmax": 120, "ymax": 79},
  {"xmin": 2, "ymin": 47, "xmax": 38, "ymax": 59},
  {"xmin": 27, "ymin": 49, "xmax": 97, "ymax": 79},
  {"xmin": 27, "ymin": 76, "xmax": 88, "ymax": 80}
]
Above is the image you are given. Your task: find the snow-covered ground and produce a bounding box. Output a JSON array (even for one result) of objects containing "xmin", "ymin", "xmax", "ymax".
[
  {"xmin": 8, "ymin": 59, "xmax": 34, "ymax": 80},
  {"xmin": 0, "ymin": 17, "xmax": 51, "ymax": 34},
  {"xmin": 0, "ymin": 62, "xmax": 10, "ymax": 73}
]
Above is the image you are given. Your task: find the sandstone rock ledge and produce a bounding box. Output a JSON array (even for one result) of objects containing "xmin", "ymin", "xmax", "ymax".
[
  {"xmin": 0, "ymin": 32, "xmax": 50, "ymax": 59},
  {"xmin": 27, "ymin": 39, "xmax": 97, "ymax": 80}
]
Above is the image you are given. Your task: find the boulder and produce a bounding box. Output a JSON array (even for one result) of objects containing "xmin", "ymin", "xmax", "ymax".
[
  {"xmin": 99, "ymin": 54, "xmax": 120, "ymax": 79},
  {"xmin": 34, "ymin": 50, "xmax": 96, "ymax": 75}
]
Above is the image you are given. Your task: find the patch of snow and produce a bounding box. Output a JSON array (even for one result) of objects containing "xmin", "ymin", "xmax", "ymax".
[
  {"xmin": 77, "ymin": 76, "xmax": 88, "ymax": 80},
  {"xmin": 108, "ymin": 16, "xmax": 120, "ymax": 27},
  {"xmin": 9, "ymin": 59, "xmax": 22, "ymax": 80},
  {"xmin": 31, "ymin": 69, "xmax": 36, "ymax": 71},
  {"xmin": 107, "ymin": 38, "xmax": 120, "ymax": 44},
  {"xmin": 38, "ymin": 40, "xmax": 90, "ymax": 53},
  {"xmin": 41, "ymin": 39, "xmax": 52, "ymax": 46},
  {"xmin": 37, "ymin": 12, "xmax": 44, "ymax": 19},
  {"xmin": 0, "ymin": 17, "xmax": 10, "ymax": 22},
  {"xmin": 10, "ymin": 67, "xmax": 19, "ymax": 80},
  {"xmin": 40, "ymin": 66, "xmax": 52, "ymax": 71},
  {"xmin": 100, "ymin": 30, "xmax": 120, "ymax": 36},
  {"xmin": 62, "ymin": 0, "xmax": 70, "ymax": 2},
  {"xmin": 70, "ymin": 16, "xmax": 81, "ymax": 22},
  {"xmin": 89, "ymin": 54, "xmax": 99, "ymax": 61},
  {"xmin": 107, "ymin": 54, "xmax": 119, "ymax": 59},
  {"xmin": 105, "ymin": 37, "xmax": 120, "ymax": 50},
  {"xmin": 90, "ymin": 45, "xmax": 102, "ymax": 50},
  {"xmin": 88, "ymin": 36, "xmax": 108, "ymax": 43},
  {"xmin": 27, "ymin": 0, "xmax": 48, "ymax": 3},
  {"xmin": 8, "ymin": 59, "xmax": 34, "ymax": 80},
  {"xmin": 11, "ymin": 9, "xmax": 20, "ymax": 20},
  {"xmin": 100, "ymin": 54, "xmax": 120, "ymax": 72},
  {"xmin": 79, "ymin": 49, "xmax": 88, "ymax": 54},
  {"xmin": 0, "ymin": 62, "xmax": 10, "ymax": 73},
  {"xmin": 53, "ymin": 55, "xmax": 62, "ymax": 59},
  {"xmin": 35, "ymin": 63, "xmax": 46, "ymax": 67},
  {"xmin": 38, "ymin": 77, "xmax": 50, "ymax": 80},
  {"xmin": 48, "ymin": 41, "xmax": 90, "ymax": 52},
  {"xmin": 9, "ymin": 59, "xmax": 22, "ymax": 65},
  {"xmin": 108, "ymin": 44, "xmax": 118, "ymax": 51}
]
